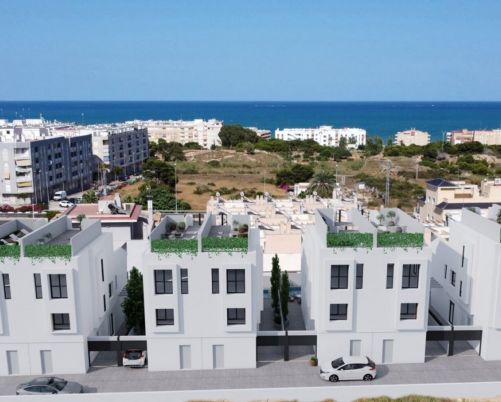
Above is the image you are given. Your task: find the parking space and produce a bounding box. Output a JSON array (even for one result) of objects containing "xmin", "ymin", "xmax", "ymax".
[{"xmin": 1, "ymin": 354, "xmax": 501, "ymax": 396}]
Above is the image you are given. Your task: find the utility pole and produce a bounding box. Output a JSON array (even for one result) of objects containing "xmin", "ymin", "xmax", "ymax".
[{"xmin": 385, "ymin": 161, "xmax": 390, "ymax": 206}]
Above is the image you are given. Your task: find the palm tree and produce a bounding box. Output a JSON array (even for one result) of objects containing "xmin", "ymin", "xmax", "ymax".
[
  {"xmin": 112, "ymin": 166, "xmax": 123, "ymax": 182},
  {"xmin": 308, "ymin": 171, "xmax": 336, "ymax": 198}
]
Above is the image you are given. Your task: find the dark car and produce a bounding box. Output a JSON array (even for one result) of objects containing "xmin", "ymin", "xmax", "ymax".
[{"xmin": 16, "ymin": 377, "xmax": 83, "ymax": 395}]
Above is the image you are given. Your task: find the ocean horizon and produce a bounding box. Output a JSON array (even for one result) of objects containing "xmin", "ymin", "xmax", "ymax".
[{"xmin": 1, "ymin": 101, "xmax": 501, "ymax": 141}]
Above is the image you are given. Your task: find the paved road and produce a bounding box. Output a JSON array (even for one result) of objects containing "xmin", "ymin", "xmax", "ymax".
[{"xmin": 2, "ymin": 354, "xmax": 501, "ymax": 396}]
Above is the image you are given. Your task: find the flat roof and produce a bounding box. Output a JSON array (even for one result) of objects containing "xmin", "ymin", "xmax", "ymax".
[
  {"xmin": 65, "ymin": 203, "xmax": 142, "ymax": 223},
  {"xmin": 426, "ymin": 178, "xmax": 457, "ymax": 188}
]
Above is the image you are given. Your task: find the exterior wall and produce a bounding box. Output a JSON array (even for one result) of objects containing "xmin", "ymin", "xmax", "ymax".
[
  {"xmin": 0, "ymin": 218, "xmax": 127, "ymax": 376},
  {"xmin": 394, "ymin": 130, "xmax": 430, "ymax": 146},
  {"xmin": 275, "ymin": 126, "xmax": 366, "ymax": 148},
  {"xmin": 145, "ymin": 119, "xmax": 222, "ymax": 149}
]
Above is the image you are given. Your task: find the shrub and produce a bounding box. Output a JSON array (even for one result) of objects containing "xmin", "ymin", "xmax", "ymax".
[
  {"xmin": 377, "ymin": 232, "xmax": 424, "ymax": 248},
  {"xmin": 207, "ymin": 160, "xmax": 221, "ymax": 168},
  {"xmin": 177, "ymin": 221, "xmax": 186, "ymax": 231},
  {"xmin": 151, "ymin": 239, "xmax": 197, "ymax": 254},
  {"xmin": 202, "ymin": 237, "xmax": 248, "ymax": 252},
  {"xmin": 25, "ymin": 244, "xmax": 72, "ymax": 260},
  {"xmin": 327, "ymin": 233, "xmax": 373, "ymax": 248}
]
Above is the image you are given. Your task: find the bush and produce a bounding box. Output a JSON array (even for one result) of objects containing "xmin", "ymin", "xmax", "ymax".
[
  {"xmin": 202, "ymin": 236, "xmax": 248, "ymax": 252},
  {"xmin": 327, "ymin": 233, "xmax": 373, "ymax": 248},
  {"xmin": 151, "ymin": 239, "xmax": 197, "ymax": 254},
  {"xmin": 377, "ymin": 233, "xmax": 424, "ymax": 248},
  {"xmin": 207, "ymin": 160, "xmax": 221, "ymax": 168}
]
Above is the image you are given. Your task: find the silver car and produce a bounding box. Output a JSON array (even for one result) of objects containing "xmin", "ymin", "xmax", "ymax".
[{"xmin": 16, "ymin": 377, "xmax": 83, "ymax": 395}]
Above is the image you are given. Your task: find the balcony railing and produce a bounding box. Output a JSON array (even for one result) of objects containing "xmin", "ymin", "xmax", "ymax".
[
  {"xmin": 24, "ymin": 244, "xmax": 72, "ymax": 260},
  {"xmin": 326, "ymin": 232, "xmax": 373, "ymax": 248},
  {"xmin": 0, "ymin": 245, "xmax": 21, "ymax": 260}
]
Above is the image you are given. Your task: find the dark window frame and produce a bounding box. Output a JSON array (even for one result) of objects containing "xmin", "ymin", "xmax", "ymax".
[
  {"xmin": 103, "ymin": 294, "xmax": 106, "ymax": 312},
  {"xmin": 459, "ymin": 280, "xmax": 463, "ymax": 297},
  {"xmin": 34, "ymin": 273, "xmax": 42, "ymax": 299},
  {"xmin": 400, "ymin": 303, "xmax": 418, "ymax": 320},
  {"xmin": 156, "ymin": 308, "xmax": 174, "ymax": 326},
  {"xmin": 451, "ymin": 270, "xmax": 456, "ymax": 287},
  {"xmin": 101, "ymin": 259, "xmax": 104, "ymax": 282},
  {"xmin": 49, "ymin": 274, "xmax": 68, "ymax": 299},
  {"xmin": 226, "ymin": 269, "xmax": 245, "ymax": 294},
  {"xmin": 2, "ymin": 273, "xmax": 11, "ymax": 299},
  {"xmin": 180, "ymin": 268, "xmax": 189, "ymax": 294},
  {"xmin": 154, "ymin": 270, "xmax": 173, "ymax": 294},
  {"xmin": 356, "ymin": 264, "xmax": 363, "ymax": 289},
  {"xmin": 52, "ymin": 313, "xmax": 70, "ymax": 330},
  {"xmin": 211, "ymin": 268, "xmax": 219, "ymax": 294},
  {"xmin": 402, "ymin": 264, "xmax": 420, "ymax": 289},
  {"xmin": 227, "ymin": 308, "xmax": 246, "ymax": 325},
  {"xmin": 330, "ymin": 303, "xmax": 348, "ymax": 321},
  {"xmin": 330, "ymin": 265, "xmax": 349, "ymax": 289},
  {"xmin": 386, "ymin": 264, "xmax": 394, "ymax": 289}
]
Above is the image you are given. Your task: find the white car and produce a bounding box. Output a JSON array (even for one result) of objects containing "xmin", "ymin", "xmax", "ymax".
[
  {"xmin": 122, "ymin": 349, "xmax": 147, "ymax": 367},
  {"xmin": 59, "ymin": 200, "xmax": 74, "ymax": 208},
  {"xmin": 320, "ymin": 356, "xmax": 376, "ymax": 382}
]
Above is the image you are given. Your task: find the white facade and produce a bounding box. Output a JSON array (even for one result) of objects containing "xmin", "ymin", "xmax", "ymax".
[
  {"xmin": 0, "ymin": 216, "xmax": 127, "ymax": 376},
  {"xmin": 302, "ymin": 208, "xmax": 430, "ymax": 365},
  {"xmin": 139, "ymin": 119, "xmax": 222, "ymax": 149},
  {"xmin": 394, "ymin": 129, "xmax": 430, "ymax": 146},
  {"xmin": 430, "ymin": 207, "xmax": 501, "ymax": 360},
  {"xmin": 143, "ymin": 212, "xmax": 263, "ymax": 371},
  {"xmin": 275, "ymin": 126, "xmax": 366, "ymax": 148}
]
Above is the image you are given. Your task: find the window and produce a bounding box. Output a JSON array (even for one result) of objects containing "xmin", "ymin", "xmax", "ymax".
[
  {"xmin": 156, "ymin": 309, "xmax": 174, "ymax": 325},
  {"xmin": 459, "ymin": 280, "xmax": 463, "ymax": 297},
  {"xmin": 227, "ymin": 308, "xmax": 245, "ymax": 325},
  {"xmin": 400, "ymin": 303, "xmax": 418, "ymax": 320},
  {"xmin": 34, "ymin": 274, "xmax": 42, "ymax": 299},
  {"xmin": 226, "ymin": 269, "xmax": 245, "ymax": 294},
  {"xmin": 330, "ymin": 304, "xmax": 348, "ymax": 320},
  {"xmin": 330, "ymin": 265, "xmax": 349, "ymax": 289},
  {"xmin": 449, "ymin": 301, "xmax": 455, "ymax": 324},
  {"xmin": 212, "ymin": 268, "xmax": 219, "ymax": 294},
  {"xmin": 108, "ymin": 282, "xmax": 112, "ymax": 298},
  {"xmin": 154, "ymin": 270, "xmax": 173, "ymax": 294},
  {"xmin": 386, "ymin": 264, "xmax": 394, "ymax": 289},
  {"xmin": 444, "ymin": 264, "xmax": 448, "ymax": 279},
  {"xmin": 461, "ymin": 245, "xmax": 465, "ymax": 267},
  {"xmin": 356, "ymin": 264, "xmax": 363, "ymax": 289},
  {"xmin": 451, "ymin": 270, "xmax": 456, "ymax": 287},
  {"xmin": 402, "ymin": 264, "xmax": 420, "ymax": 289},
  {"xmin": 52, "ymin": 313, "xmax": 70, "ymax": 330},
  {"xmin": 49, "ymin": 274, "xmax": 67, "ymax": 299},
  {"xmin": 180, "ymin": 269, "xmax": 188, "ymax": 294},
  {"xmin": 100, "ymin": 259, "xmax": 104, "ymax": 282},
  {"xmin": 2, "ymin": 273, "xmax": 11, "ymax": 299}
]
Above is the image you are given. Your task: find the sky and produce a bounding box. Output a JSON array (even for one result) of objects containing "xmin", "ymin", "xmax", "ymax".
[{"xmin": 0, "ymin": 0, "xmax": 500, "ymax": 101}]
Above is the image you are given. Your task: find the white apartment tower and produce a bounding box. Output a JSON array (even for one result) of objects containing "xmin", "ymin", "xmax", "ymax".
[
  {"xmin": 143, "ymin": 212, "xmax": 263, "ymax": 371},
  {"xmin": 302, "ymin": 208, "xmax": 430, "ymax": 365},
  {"xmin": 275, "ymin": 126, "xmax": 366, "ymax": 148},
  {"xmin": 0, "ymin": 216, "xmax": 127, "ymax": 376}
]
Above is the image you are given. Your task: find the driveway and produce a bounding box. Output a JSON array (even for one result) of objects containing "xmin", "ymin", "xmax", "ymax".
[{"xmin": 1, "ymin": 354, "xmax": 501, "ymax": 396}]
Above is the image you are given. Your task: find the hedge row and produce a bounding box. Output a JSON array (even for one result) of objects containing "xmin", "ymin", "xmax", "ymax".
[
  {"xmin": 326, "ymin": 233, "xmax": 373, "ymax": 248},
  {"xmin": 24, "ymin": 244, "xmax": 72, "ymax": 260},
  {"xmin": 151, "ymin": 239, "xmax": 198, "ymax": 254},
  {"xmin": 202, "ymin": 237, "xmax": 248, "ymax": 252},
  {"xmin": 377, "ymin": 232, "xmax": 424, "ymax": 248}
]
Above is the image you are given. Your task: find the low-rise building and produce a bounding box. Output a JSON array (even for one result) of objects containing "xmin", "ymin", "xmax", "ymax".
[
  {"xmin": 430, "ymin": 207, "xmax": 501, "ymax": 360},
  {"xmin": 139, "ymin": 119, "xmax": 222, "ymax": 149},
  {"xmin": 0, "ymin": 216, "xmax": 127, "ymax": 375},
  {"xmin": 447, "ymin": 129, "xmax": 501, "ymax": 145},
  {"xmin": 302, "ymin": 208, "xmax": 430, "ymax": 364},
  {"xmin": 394, "ymin": 129, "xmax": 430, "ymax": 146},
  {"xmin": 275, "ymin": 126, "xmax": 366, "ymax": 148},
  {"xmin": 142, "ymin": 212, "xmax": 263, "ymax": 370}
]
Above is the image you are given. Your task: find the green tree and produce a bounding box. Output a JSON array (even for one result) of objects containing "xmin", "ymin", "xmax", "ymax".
[
  {"xmin": 112, "ymin": 165, "xmax": 123, "ymax": 181},
  {"xmin": 218, "ymin": 125, "xmax": 259, "ymax": 148},
  {"xmin": 364, "ymin": 136, "xmax": 384, "ymax": 156},
  {"xmin": 308, "ymin": 170, "xmax": 336, "ymax": 198},
  {"xmin": 338, "ymin": 136, "xmax": 348, "ymax": 150},
  {"xmin": 82, "ymin": 190, "xmax": 98, "ymax": 203},
  {"xmin": 134, "ymin": 183, "xmax": 191, "ymax": 210},
  {"xmin": 76, "ymin": 214, "xmax": 86, "ymax": 230},
  {"xmin": 280, "ymin": 271, "xmax": 290, "ymax": 322},
  {"xmin": 142, "ymin": 158, "xmax": 176, "ymax": 188},
  {"xmin": 275, "ymin": 164, "xmax": 314, "ymax": 185},
  {"xmin": 270, "ymin": 254, "xmax": 281, "ymax": 311},
  {"xmin": 121, "ymin": 267, "xmax": 145, "ymax": 335}
]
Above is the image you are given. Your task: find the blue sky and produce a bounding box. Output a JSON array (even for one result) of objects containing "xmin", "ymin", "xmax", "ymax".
[{"xmin": 1, "ymin": 0, "xmax": 500, "ymax": 101}]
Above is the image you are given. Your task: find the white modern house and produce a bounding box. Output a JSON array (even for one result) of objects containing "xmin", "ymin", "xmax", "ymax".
[
  {"xmin": 275, "ymin": 126, "xmax": 366, "ymax": 148},
  {"xmin": 430, "ymin": 206, "xmax": 501, "ymax": 360},
  {"xmin": 302, "ymin": 208, "xmax": 430, "ymax": 365},
  {"xmin": 142, "ymin": 212, "xmax": 263, "ymax": 371},
  {"xmin": 0, "ymin": 216, "xmax": 127, "ymax": 376}
]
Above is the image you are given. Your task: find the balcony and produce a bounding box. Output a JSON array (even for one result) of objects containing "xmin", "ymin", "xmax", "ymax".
[
  {"xmin": 202, "ymin": 225, "xmax": 248, "ymax": 252},
  {"xmin": 151, "ymin": 218, "xmax": 200, "ymax": 255}
]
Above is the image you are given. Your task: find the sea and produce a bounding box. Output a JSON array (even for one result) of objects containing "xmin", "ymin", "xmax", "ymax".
[{"xmin": 1, "ymin": 101, "xmax": 501, "ymax": 141}]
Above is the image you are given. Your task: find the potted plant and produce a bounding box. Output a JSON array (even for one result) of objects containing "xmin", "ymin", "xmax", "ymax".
[
  {"xmin": 169, "ymin": 222, "xmax": 177, "ymax": 232},
  {"xmin": 386, "ymin": 210, "xmax": 397, "ymax": 226},
  {"xmin": 176, "ymin": 222, "xmax": 186, "ymax": 232},
  {"xmin": 77, "ymin": 214, "xmax": 86, "ymax": 230},
  {"xmin": 376, "ymin": 213, "xmax": 385, "ymax": 226},
  {"xmin": 238, "ymin": 224, "xmax": 249, "ymax": 237},
  {"xmin": 310, "ymin": 356, "xmax": 318, "ymax": 366}
]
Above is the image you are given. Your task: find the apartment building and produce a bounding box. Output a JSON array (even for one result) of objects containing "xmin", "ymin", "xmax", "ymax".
[
  {"xmin": 418, "ymin": 178, "xmax": 501, "ymax": 223},
  {"xmin": 139, "ymin": 119, "xmax": 222, "ymax": 149},
  {"xmin": 0, "ymin": 216, "xmax": 127, "ymax": 375},
  {"xmin": 430, "ymin": 207, "xmax": 501, "ymax": 360},
  {"xmin": 302, "ymin": 208, "xmax": 430, "ymax": 364},
  {"xmin": 143, "ymin": 212, "xmax": 263, "ymax": 370},
  {"xmin": 275, "ymin": 126, "xmax": 366, "ymax": 148},
  {"xmin": 394, "ymin": 129, "xmax": 430, "ymax": 146},
  {"xmin": 447, "ymin": 129, "xmax": 501, "ymax": 145},
  {"xmin": 0, "ymin": 121, "xmax": 93, "ymax": 204}
]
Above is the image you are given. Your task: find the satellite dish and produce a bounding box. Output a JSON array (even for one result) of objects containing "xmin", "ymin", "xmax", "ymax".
[
  {"xmin": 216, "ymin": 192, "xmax": 220, "ymax": 197},
  {"xmin": 240, "ymin": 192, "xmax": 244, "ymax": 197},
  {"xmin": 264, "ymin": 192, "xmax": 269, "ymax": 198},
  {"xmin": 313, "ymin": 191, "xmax": 318, "ymax": 196}
]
